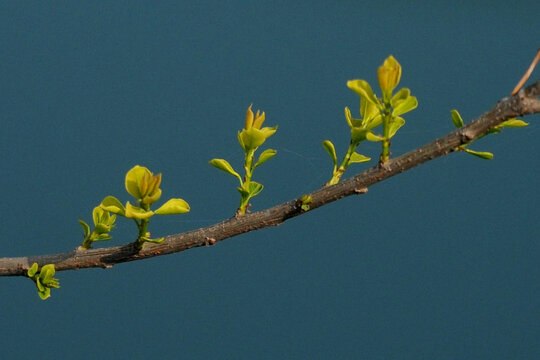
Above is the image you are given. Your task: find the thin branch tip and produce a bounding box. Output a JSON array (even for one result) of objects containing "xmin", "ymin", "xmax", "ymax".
[{"xmin": 511, "ymin": 49, "xmax": 540, "ymax": 96}]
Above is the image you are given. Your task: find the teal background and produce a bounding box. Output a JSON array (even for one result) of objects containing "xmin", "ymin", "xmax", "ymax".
[{"xmin": 1, "ymin": 1, "xmax": 538, "ymax": 359}]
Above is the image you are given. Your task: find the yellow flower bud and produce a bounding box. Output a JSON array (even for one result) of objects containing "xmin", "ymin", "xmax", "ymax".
[
  {"xmin": 377, "ymin": 55, "xmax": 401, "ymax": 101},
  {"xmin": 125, "ymin": 165, "xmax": 163, "ymax": 205},
  {"xmin": 244, "ymin": 105, "xmax": 266, "ymax": 130},
  {"xmin": 245, "ymin": 105, "xmax": 255, "ymax": 130},
  {"xmin": 252, "ymin": 110, "xmax": 265, "ymax": 129}
]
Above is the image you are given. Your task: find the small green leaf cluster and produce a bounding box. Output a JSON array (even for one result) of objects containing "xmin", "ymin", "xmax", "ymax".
[
  {"xmin": 323, "ymin": 56, "xmax": 418, "ymax": 185},
  {"xmin": 209, "ymin": 105, "xmax": 277, "ymax": 215},
  {"xmin": 78, "ymin": 206, "xmax": 116, "ymax": 250},
  {"xmin": 299, "ymin": 195, "xmax": 312, "ymax": 211},
  {"xmin": 451, "ymin": 109, "xmax": 528, "ymax": 159},
  {"xmin": 99, "ymin": 165, "xmax": 190, "ymax": 249},
  {"xmin": 27, "ymin": 263, "xmax": 60, "ymax": 300}
]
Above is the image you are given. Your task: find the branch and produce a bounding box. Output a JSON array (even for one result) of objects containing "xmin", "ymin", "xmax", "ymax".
[{"xmin": 1, "ymin": 80, "xmax": 539, "ymax": 277}]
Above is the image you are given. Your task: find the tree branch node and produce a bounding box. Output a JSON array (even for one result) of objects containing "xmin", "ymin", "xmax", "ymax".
[{"xmin": 354, "ymin": 187, "xmax": 368, "ymax": 194}]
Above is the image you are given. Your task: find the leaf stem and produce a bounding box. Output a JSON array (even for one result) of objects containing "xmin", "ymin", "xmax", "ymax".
[
  {"xmin": 380, "ymin": 102, "xmax": 392, "ymax": 164},
  {"xmin": 238, "ymin": 148, "xmax": 256, "ymax": 214},
  {"xmin": 135, "ymin": 203, "xmax": 150, "ymax": 249},
  {"xmin": 327, "ymin": 140, "xmax": 358, "ymax": 185}
]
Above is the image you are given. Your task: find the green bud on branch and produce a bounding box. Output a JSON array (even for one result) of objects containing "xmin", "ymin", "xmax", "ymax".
[
  {"xmin": 100, "ymin": 165, "xmax": 190, "ymax": 249},
  {"xmin": 27, "ymin": 263, "xmax": 60, "ymax": 300},
  {"xmin": 450, "ymin": 109, "xmax": 528, "ymax": 159},
  {"xmin": 210, "ymin": 105, "xmax": 278, "ymax": 215}
]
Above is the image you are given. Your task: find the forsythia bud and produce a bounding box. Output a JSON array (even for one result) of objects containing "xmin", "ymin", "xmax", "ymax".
[
  {"xmin": 244, "ymin": 105, "xmax": 266, "ymax": 130},
  {"xmin": 377, "ymin": 55, "xmax": 402, "ymax": 101},
  {"xmin": 238, "ymin": 105, "xmax": 276, "ymax": 151}
]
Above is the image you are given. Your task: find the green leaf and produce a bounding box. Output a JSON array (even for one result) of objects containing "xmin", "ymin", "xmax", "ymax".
[
  {"xmin": 499, "ymin": 119, "xmax": 529, "ymax": 127},
  {"xmin": 154, "ymin": 198, "xmax": 191, "ymax": 215},
  {"xmin": 322, "ymin": 140, "xmax": 338, "ymax": 166},
  {"xmin": 94, "ymin": 223, "xmax": 112, "ymax": 234},
  {"xmin": 349, "ymin": 152, "xmax": 371, "ymax": 163},
  {"xmin": 141, "ymin": 237, "xmax": 165, "ymax": 244},
  {"xmin": 38, "ymin": 286, "xmax": 51, "ymax": 300},
  {"xmin": 392, "ymin": 95, "xmax": 418, "ymax": 116},
  {"xmin": 254, "ymin": 149, "xmax": 277, "ymax": 168},
  {"xmin": 27, "ymin": 263, "xmax": 39, "ymax": 278},
  {"xmin": 344, "ymin": 107, "xmax": 362, "ymax": 128},
  {"xmin": 361, "ymin": 98, "xmax": 381, "ymax": 124},
  {"xmin": 363, "ymin": 113, "xmax": 383, "ymax": 130},
  {"xmin": 237, "ymin": 125, "xmax": 278, "ymax": 151},
  {"xmin": 209, "ymin": 158, "xmax": 242, "ymax": 182},
  {"xmin": 450, "ymin": 109, "xmax": 464, "ymax": 128},
  {"xmin": 237, "ymin": 187, "xmax": 249, "ymax": 197},
  {"xmin": 486, "ymin": 127, "xmax": 502, "ymax": 135},
  {"xmin": 464, "ymin": 148, "xmax": 493, "ymax": 159},
  {"xmin": 259, "ymin": 126, "xmax": 278, "ymax": 139},
  {"xmin": 238, "ymin": 127, "xmax": 269, "ymax": 151},
  {"xmin": 36, "ymin": 264, "xmax": 60, "ymax": 298},
  {"xmin": 242, "ymin": 128, "xmax": 266, "ymax": 149},
  {"xmin": 390, "ymin": 88, "xmax": 410, "ymax": 105},
  {"xmin": 236, "ymin": 130, "xmax": 246, "ymax": 150},
  {"xmin": 92, "ymin": 206, "xmax": 102, "ymax": 226},
  {"xmin": 125, "ymin": 202, "xmax": 154, "ymax": 220},
  {"xmin": 95, "ymin": 234, "xmax": 112, "ymax": 241},
  {"xmin": 78, "ymin": 219, "xmax": 90, "ymax": 239},
  {"xmin": 347, "ymin": 79, "xmax": 379, "ymax": 105},
  {"xmin": 92, "ymin": 206, "xmax": 115, "ymax": 228},
  {"xmin": 247, "ymin": 181, "xmax": 264, "ymax": 197},
  {"xmin": 36, "ymin": 278, "xmax": 45, "ymax": 292},
  {"xmin": 101, "ymin": 196, "xmax": 126, "ymax": 216},
  {"xmin": 365, "ymin": 131, "xmax": 384, "ymax": 142},
  {"xmin": 350, "ymin": 127, "xmax": 368, "ymax": 142},
  {"xmin": 388, "ymin": 116, "xmax": 406, "ymax": 138},
  {"xmin": 300, "ymin": 195, "xmax": 312, "ymax": 211},
  {"xmin": 39, "ymin": 264, "xmax": 56, "ymax": 284}
]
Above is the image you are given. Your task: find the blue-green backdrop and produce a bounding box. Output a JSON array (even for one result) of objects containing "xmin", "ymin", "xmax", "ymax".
[{"xmin": 1, "ymin": 1, "xmax": 538, "ymax": 359}]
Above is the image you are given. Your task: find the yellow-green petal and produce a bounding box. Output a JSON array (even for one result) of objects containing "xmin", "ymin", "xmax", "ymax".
[
  {"xmin": 377, "ymin": 55, "xmax": 402, "ymax": 101},
  {"xmin": 252, "ymin": 111, "xmax": 266, "ymax": 129},
  {"xmin": 245, "ymin": 105, "xmax": 254, "ymax": 129},
  {"xmin": 125, "ymin": 165, "xmax": 152, "ymax": 199},
  {"xmin": 239, "ymin": 127, "xmax": 267, "ymax": 150},
  {"xmin": 142, "ymin": 188, "xmax": 162, "ymax": 205}
]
